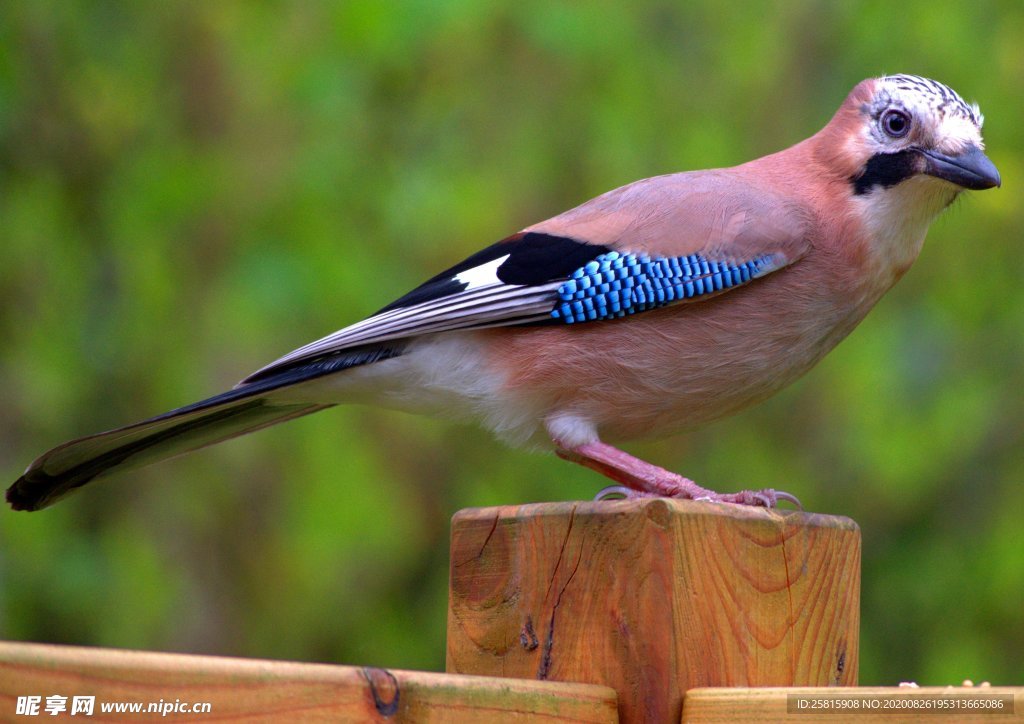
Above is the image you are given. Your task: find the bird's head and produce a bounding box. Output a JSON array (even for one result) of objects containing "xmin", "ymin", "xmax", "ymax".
[
  {"xmin": 841, "ymin": 74, "xmax": 999, "ymax": 196},
  {"xmin": 816, "ymin": 74, "xmax": 1000, "ymax": 274}
]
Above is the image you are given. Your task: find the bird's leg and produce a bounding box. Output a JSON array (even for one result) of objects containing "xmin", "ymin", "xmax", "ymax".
[{"xmin": 554, "ymin": 440, "xmax": 801, "ymax": 509}]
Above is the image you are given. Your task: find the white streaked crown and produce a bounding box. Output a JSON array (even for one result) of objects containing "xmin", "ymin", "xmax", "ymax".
[{"xmin": 874, "ymin": 74, "xmax": 985, "ymax": 154}]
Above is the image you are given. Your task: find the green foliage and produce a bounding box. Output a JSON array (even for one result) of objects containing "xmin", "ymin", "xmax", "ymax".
[{"xmin": 1, "ymin": 0, "xmax": 1021, "ymax": 684}]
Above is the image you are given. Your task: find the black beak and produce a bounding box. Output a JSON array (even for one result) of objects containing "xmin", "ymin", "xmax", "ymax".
[{"xmin": 921, "ymin": 144, "xmax": 1001, "ymax": 190}]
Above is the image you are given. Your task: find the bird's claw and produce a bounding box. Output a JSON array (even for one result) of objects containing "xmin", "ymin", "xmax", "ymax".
[
  {"xmin": 730, "ymin": 488, "xmax": 804, "ymax": 510},
  {"xmin": 773, "ymin": 490, "xmax": 804, "ymax": 510},
  {"xmin": 593, "ymin": 485, "xmax": 659, "ymax": 501},
  {"xmin": 751, "ymin": 492, "xmax": 774, "ymax": 508},
  {"xmin": 594, "ymin": 485, "xmax": 633, "ymax": 500}
]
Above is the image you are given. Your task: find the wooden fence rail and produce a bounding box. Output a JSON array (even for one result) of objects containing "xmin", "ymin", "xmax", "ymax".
[{"xmin": 0, "ymin": 641, "xmax": 617, "ymax": 722}]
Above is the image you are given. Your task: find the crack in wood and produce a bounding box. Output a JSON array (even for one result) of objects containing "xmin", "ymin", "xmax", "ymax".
[
  {"xmin": 537, "ymin": 505, "xmax": 584, "ymax": 680},
  {"xmin": 542, "ymin": 504, "xmax": 577, "ymax": 604},
  {"xmin": 454, "ymin": 511, "xmax": 501, "ymax": 568}
]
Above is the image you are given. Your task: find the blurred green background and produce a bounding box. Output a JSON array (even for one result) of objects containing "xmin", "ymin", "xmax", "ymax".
[{"xmin": 1, "ymin": 0, "xmax": 1021, "ymax": 686}]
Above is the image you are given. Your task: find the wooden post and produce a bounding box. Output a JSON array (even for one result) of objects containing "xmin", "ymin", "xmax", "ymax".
[{"xmin": 447, "ymin": 498, "xmax": 860, "ymax": 723}]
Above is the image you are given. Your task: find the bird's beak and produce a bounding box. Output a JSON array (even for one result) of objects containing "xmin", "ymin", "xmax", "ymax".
[{"xmin": 921, "ymin": 145, "xmax": 1001, "ymax": 190}]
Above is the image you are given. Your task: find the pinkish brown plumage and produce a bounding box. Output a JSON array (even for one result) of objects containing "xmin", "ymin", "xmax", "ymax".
[{"xmin": 8, "ymin": 75, "xmax": 1000, "ymax": 512}]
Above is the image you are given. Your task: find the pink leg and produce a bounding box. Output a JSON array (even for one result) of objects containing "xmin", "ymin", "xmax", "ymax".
[{"xmin": 555, "ymin": 440, "xmax": 801, "ymax": 509}]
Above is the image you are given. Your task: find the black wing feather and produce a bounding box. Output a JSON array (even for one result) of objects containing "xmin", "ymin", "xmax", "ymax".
[{"xmin": 378, "ymin": 232, "xmax": 608, "ymax": 313}]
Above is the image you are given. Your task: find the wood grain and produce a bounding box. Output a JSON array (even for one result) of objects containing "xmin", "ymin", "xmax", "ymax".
[
  {"xmin": 447, "ymin": 498, "xmax": 860, "ymax": 723},
  {"xmin": 0, "ymin": 641, "xmax": 618, "ymax": 722}
]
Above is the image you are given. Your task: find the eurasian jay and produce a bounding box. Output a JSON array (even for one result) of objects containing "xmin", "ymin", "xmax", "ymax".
[{"xmin": 6, "ymin": 74, "xmax": 1000, "ymax": 512}]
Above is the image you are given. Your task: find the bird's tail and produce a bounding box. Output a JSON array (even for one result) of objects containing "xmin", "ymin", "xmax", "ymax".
[
  {"xmin": 6, "ymin": 378, "xmax": 334, "ymax": 511},
  {"xmin": 8, "ymin": 343, "xmax": 407, "ymax": 511}
]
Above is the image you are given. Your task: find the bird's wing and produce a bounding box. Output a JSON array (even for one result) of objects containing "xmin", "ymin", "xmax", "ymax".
[{"xmin": 243, "ymin": 171, "xmax": 812, "ymax": 383}]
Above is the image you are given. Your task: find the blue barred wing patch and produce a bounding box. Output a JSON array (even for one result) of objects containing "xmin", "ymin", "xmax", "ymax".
[{"xmin": 551, "ymin": 251, "xmax": 780, "ymax": 324}]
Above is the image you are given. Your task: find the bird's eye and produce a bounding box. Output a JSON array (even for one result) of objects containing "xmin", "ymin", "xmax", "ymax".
[{"xmin": 881, "ymin": 109, "xmax": 911, "ymax": 138}]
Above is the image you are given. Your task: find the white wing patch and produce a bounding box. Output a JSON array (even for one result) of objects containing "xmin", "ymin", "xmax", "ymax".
[{"xmin": 455, "ymin": 254, "xmax": 510, "ymax": 290}]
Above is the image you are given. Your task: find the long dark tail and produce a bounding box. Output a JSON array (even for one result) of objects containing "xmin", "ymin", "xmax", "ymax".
[{"xmin": 7, "ymin": 345, "xmax": 403, "ymax": 511}]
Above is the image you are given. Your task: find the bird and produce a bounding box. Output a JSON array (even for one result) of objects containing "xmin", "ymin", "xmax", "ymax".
[{"xmin": 6, "ymin": 74, "xmax": 1000, "ymax": 512}]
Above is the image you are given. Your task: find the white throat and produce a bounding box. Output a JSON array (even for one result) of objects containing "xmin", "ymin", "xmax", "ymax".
[{"xmin": 854, "ymin": 176, "xmax": 959, "ymax": 280}]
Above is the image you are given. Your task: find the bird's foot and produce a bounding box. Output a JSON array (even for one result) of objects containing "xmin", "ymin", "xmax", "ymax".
[
  {"xmin": 558, "ymin": 440, "xmax": 802, "ymax": 509},
  {"xmin": 594, "ymin": 482, "xmax": 801, "ymax": 509},
  {"xmin": 697, "ymin": 488, "xmax": 803, "ymax": 509}
]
